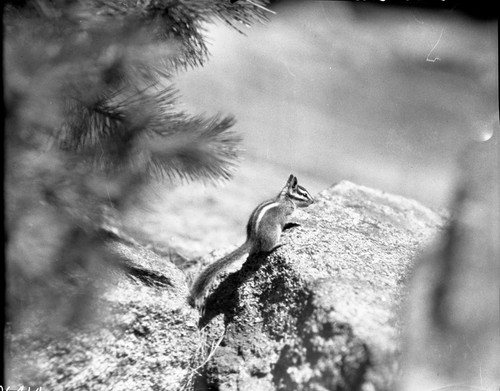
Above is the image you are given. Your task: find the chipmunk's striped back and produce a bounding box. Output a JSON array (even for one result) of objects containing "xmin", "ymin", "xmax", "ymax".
[{"xmin": 248, "ymin": 200, "xmax": 281, "ymax": 238}]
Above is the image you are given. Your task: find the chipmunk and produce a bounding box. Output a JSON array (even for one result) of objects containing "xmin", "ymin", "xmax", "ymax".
[{"xmin": 189, "ymin": 174, "xmax": 314, "ymax": 308}]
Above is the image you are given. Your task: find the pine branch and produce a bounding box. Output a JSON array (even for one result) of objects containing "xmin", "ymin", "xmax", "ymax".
[
  {"xmin": 56, "ymin": 80, "xmax": 241, "ymax": 181},
  {"xmin": 143, "ymin": 114, "xmax": 241, "ymax": 181}
]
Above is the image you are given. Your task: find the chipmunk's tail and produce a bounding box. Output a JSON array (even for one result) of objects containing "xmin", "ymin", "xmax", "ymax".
[{"xmin": 188, "ymin": 240, "xmax": 252, "ymax": 308}]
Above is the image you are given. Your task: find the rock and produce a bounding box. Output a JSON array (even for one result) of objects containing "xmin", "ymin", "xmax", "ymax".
[
  {"xmin": 401, "ymin": 135, "xmax": 500, "ymax": 390},
  {"xmin": 6, "ymin": 178, "xmax": 459, "ymax": 390},
  {"xmin": 5, "ymin": 238, "xmax": 200, "ymax": 391},
  {"xmin": 198, "ymin": 181, "xmax": 446, "ymax": 390}
]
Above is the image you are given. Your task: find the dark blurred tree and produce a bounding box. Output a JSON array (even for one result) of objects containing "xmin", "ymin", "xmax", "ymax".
[{"xmin": 4, "ymin": 0, "xmax": 270, "ymax": 331}]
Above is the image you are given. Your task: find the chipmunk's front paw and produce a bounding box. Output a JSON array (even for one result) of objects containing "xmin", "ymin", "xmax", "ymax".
[{"xmin": 283, "ymin": 222, "xmax": 300, "ymax": 231}]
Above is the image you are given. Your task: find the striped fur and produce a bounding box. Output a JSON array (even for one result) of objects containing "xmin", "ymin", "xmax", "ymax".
[
  {"xmin": 253, "ymin": 201, "xmax": 280, "ymax": 234},
  {"xmin": 290, "ymin": 184, "xmax": 314, "ymax": 205},
  {"xmin": 280, "ymin": 174, "xmax": 314, "ymax": 206},
  {"xmin": 247, "ymin": 200, "xmax": 280, "ymax": 238}
]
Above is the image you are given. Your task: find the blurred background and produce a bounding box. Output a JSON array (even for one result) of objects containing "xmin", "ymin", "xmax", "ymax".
[{"xmin": 123, "ymin": 1, "xmax": 498, "ymax": 255}]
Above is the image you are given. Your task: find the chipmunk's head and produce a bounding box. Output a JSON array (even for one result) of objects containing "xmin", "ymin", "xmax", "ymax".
[{"xmin": 280, "ymin": 174, "xmax": 314, "ymax": 206}]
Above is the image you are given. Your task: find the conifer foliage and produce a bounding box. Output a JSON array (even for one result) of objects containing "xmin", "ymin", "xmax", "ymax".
[{"xmin": 4, "ymin": 0, "xmax": 270, "ymax": 329}]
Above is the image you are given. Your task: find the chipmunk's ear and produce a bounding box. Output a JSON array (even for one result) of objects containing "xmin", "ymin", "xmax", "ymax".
[
  {"xmin": 288, "ymin": 174, "xmax": 298, "ymax": 189},
  {"xmin": 279, "ymin": 174, "xmax": 295, "ymax": 197}
]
